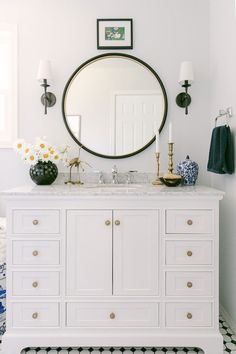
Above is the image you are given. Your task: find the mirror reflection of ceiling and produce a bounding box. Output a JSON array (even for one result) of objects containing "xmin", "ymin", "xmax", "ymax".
[{"xmin": 63, "ymin": 54, "xmax": 167, "ymax": 158}]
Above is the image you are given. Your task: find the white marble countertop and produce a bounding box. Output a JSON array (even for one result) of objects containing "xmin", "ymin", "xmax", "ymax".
[{"xmin": 1, "ymin": 184, "xmax": 225, "ymax": 198}]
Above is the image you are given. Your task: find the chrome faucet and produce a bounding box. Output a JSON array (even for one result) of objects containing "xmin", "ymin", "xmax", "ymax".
[
  {"xmin": 125, "ymin": 170, "xmax": 138, "ymax": 184},
  {"xmin": 112, "ymin": 165, "xmax": 118, "ymax": 184}
]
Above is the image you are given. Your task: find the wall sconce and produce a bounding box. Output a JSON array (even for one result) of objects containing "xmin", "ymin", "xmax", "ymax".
[
  {"xmin": 176, "ymin": 61, "xmax": 194, "ymax": 115},
  {"xmin": 37, "ymin": 60, "xmax": 56, "ymax": 115}
]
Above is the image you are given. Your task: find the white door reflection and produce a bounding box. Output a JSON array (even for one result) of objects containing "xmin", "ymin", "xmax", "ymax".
[{"xmin": 111, "ymin": 91, "xmax": 164, "ymax": 156}]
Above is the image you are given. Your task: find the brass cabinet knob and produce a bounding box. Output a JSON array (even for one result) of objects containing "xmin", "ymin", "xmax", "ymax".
[
  {"xmin": 187, "ymin": 219, "xmax": 193, "ymax": 226},
  {"xmin": 109, "ymin": 312, "xmax": 116, "ymax": 319},
  {"xmin": 114, "ymin": 220, "xmax": 120, "ymax": 226},
  {"xmin": 187, "ymin": 312, "xmax": 193, "ymax": 319},
  {"xmin": 105, "ymin": 220, "xmax": 111, "ymax": 226},
  {"xmin": 187, "ymin": 281, "xmax": 193, "ymax": 288},
  {"xmin": 32, "ymin": 281, "xmax": 38, "ymax": 288},
  {"xmin": 32, "ymin": 219, "xmax": 39, "ymax": 225},
  {"xmin": 32, "ymin": 250, "xmax": 39, "ymax": 257},
  {"xmin": 187, "ymin": 250, "xmax": 193, "ymax": 257},
  {"xmin": 32, "ymin": 312, "xmax": 38, "ymax": 319}
]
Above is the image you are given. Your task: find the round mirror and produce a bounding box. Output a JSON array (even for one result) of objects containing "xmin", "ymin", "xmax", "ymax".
[{"xmin": 62, "ymin": 53, "xmax": 168, "ymax": 159}]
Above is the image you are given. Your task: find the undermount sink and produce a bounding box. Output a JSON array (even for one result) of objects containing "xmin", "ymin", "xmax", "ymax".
[
  {"xmin": 81, "ymin": 183, "xmax": 143, "ymax": 189},
  {"xmin": 99, "ymin": 183, "xmax": 142, "ymax": 188}
]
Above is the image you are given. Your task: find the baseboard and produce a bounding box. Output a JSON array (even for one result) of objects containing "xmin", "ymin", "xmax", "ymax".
[{"xmin": 220, "ymin": 303, "xmax": 236, "ymax": 334}]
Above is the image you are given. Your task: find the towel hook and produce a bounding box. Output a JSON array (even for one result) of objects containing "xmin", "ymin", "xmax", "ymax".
[{"xmin": 215, "ymin": 107, "xmax": 233, "ymax": 127}]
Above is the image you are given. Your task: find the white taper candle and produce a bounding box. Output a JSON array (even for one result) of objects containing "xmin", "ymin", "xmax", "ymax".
[
  {"xmin": 169, "ymin": 122, "xmax": 173, "ymax": 143},
  {"xmin": 156, "ymin": 130, "xmax": 160, "ymax": 152}
]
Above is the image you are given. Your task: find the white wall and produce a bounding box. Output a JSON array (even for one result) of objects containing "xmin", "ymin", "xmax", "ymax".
[
  {"xmin": 0, "ymin": 0, "xmax": 211, "ymax": 215},
  {"xmin": 209, "ymin": 0, "xmax": 236, "ymax": 327}
]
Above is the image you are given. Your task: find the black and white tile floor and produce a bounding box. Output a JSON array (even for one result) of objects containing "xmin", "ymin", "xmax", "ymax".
[{"xmin": 16, "ymin": 315, "xmax": 236, "ymax": 354}]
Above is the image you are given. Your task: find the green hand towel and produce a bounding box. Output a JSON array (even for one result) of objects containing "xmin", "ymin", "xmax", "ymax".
[{"xmin": 207, "ymin": 125, "xmax": 234, "ymax": 174}]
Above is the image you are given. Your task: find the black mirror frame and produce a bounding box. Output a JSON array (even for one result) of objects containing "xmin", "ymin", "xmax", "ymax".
[{"xmin": 62, "ymin": 53, "xmax": 168, "ymax": 159}]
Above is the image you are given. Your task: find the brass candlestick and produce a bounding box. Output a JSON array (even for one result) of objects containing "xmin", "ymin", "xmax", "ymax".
[
  {"xmin": 168, "ymin": 142, "xmax": 174, "ymax": 174},
  {"xmin": 152, "ymin": 152, "xmax": 163, "ymax": 185}
]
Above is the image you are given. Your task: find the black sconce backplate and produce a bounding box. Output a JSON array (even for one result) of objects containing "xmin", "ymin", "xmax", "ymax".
[
  {"xmin": 41, "ymin": 92, "xmax": 56, "ymax": 107},
  {"xmin": 176, "ymin": 92, "xmax": 191, "ymax": 108}
]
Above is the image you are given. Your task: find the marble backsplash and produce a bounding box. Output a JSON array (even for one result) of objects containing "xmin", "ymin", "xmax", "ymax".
[{"xmin": 56, "ymin": 172, "xmax": 156, "ymax": 185}]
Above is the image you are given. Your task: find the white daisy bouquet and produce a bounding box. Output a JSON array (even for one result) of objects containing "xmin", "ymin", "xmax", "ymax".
[{"xmin": 14, "ymin": 137, "xmax": 69, "ymax": 165}]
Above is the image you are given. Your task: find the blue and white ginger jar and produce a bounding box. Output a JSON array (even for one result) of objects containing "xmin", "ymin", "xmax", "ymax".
[{"xmin": 177, "ymin": 155, "xmax": 199, "ymax": 185}]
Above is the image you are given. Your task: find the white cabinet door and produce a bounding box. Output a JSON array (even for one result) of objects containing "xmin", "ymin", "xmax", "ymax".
[
  {"xmin": 113, "ymin": 210, "xmax": 158, "ymax": 296},
  {"xmin": 67, "ymin": 210, "xmax": 112, "ymax": 296}
]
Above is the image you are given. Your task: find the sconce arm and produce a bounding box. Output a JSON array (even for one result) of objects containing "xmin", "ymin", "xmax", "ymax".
[
  {"xmin": 176, "ymin": 80, "xmax": 192, "ymax": 115},
  {"xmin": 40, "ymin": 79, "xmax": 56, "ymax": 115}
]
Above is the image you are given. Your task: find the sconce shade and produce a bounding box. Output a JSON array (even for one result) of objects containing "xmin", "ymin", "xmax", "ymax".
[
  {"xmin": 178, "ymin": 61, "xmax": 194, "ymax": 85},
  {"xmin": 37, "ymin": 60, "xmax": 53, "ymax": 83}
]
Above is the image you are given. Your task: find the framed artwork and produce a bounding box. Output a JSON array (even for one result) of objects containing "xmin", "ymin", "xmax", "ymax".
[{"xmin": 97, "ymin": 19, "xmax": 133, "ymax": 49}]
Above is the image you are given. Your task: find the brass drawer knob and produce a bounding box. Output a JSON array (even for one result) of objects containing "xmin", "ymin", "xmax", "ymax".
[
  {"xmin": 187, "ymin": 219, "xmax": 193, "ymax": 226},
  {"xmin": 187, "ymin": 281, "xmax": 193, "ymax": 288},
  {"xmin": 110, "ymin": 312, "xmax": 116, "ymax": 319},
  {"xmin": 32, "ymin": 312, "xmax": 38, "ymax": 319},
  {"xmin": 105, "ymin": 220, "xmax": 111, "ymax": 226},
  {"xmin": 32, "ymin": 281, "xmax": 38, "ymax": 288},
  {"xmin": 114, "ymin": 220, "xmax": 120, "ymax": 226},
  {"xmin": 187, "ymin": 250, "xmax": 193, "ymax": 257},
  {"xmin": 32, "ymin": 250, "xmax": 39, "ymax": 257},
  {"xmin": 32, "ymin": 219, "xmax": 39, "ymax": 225},
  {"xmin": 187, "ymin": 312, "xmax": 193, "ymax": 319}
]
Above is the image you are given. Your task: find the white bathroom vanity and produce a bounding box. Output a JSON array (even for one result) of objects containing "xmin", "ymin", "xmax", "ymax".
[{"xmin": 1, "ymin": 184, "xmax": 224, "ymax": 354}]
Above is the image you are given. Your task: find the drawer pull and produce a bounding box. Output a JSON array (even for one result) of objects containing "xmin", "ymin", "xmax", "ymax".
[
  {"xmin": 32, "ymin": 250, "xmax": 39, "ymax": 257},
  {"xmin": 187, "ymin": 281, "xmax": 193, "ymax": 288},
  {"xmin": 187, "ymin": 219, "xmax": 193, "ymax": 226},
  {"xmin": 32, "ymin": 219, "xmax": 39, "ymax": 225},
  {"xmin": 32, "ymin": 312, "xmax": 38, "ymax": 319},
  {"xmin": 187, "ymin": 312, "xmax": 193, "ymax": 319},
  {"xmin": 32, "ymin": 281, "xmax": 38, "ymax": 288},
  {"xmin": 109, "ymin": 312, "xmax": 116, "ymax": 319},
  {"xmin": 187, "ymin": 250, "xmax": 193, "ymax": 257},
  {"xmin": 114, "ymin": 220, "xmax": 120, "ymax": 226},
  {"xmin": 105, "ymin": 220, "xmax": 111, "ymax": 226}
]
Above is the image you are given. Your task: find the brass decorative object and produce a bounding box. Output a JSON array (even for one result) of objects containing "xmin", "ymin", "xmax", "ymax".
[
  {"xmin": 65, "ymin": 147, "xmax": 91, "ymax": 185},
  {"xmin": 152, "ymin": 152, "xmax": 163, "ymax": 185}
]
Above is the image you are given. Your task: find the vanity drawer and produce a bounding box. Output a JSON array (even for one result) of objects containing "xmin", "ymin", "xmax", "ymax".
[
  {"xmin": 12, "ymin": 240, "xmax": 60, "ymax": 265},
  {"xmin": 165, "ymin": 302, "xmax": 212, "ymax": 327},
  {"xmin": 12, "ymin": 302, "xmax": 59, "ymax": 327},
  {"xmin": 12, "ymin": 271, "xmax": 60, "ymax": 296},
  {"xmin": 165, "ymin": 271, "xmax": 213, "ymax": 296},
  {"xmin": 165, "ymin": 240, "xmax": 213, "ymax": 265},
  {"xmin": 66, "ymin": 302, "xmax": 159, "ymax": 327},
  {"xmin": 12, "ymin": 209, "xmax": 60, "ymax": 234},
  {"xmin": 165, "ymin": 209, "xmax": 214, "ymax": 234}
]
